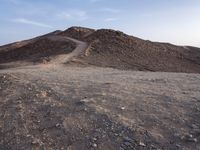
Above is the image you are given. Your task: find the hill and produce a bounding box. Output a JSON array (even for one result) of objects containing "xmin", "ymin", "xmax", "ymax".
[
  {"xmin": 80, "ymin": 29, "xmax": 200, "ymax": 73},
  {"xmin": 0, "ymin": 26, "xmax": 200, "ymax": 73}
]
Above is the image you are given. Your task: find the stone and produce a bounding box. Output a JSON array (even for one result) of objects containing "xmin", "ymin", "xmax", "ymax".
[
  {"xmin": 92, "ymin": 143, "xmax": 97, "ymax": 148},
  {"xmin": 41, "ymin": 91, "xmax": 48, "ymax": 97},
  {"xmin": 26, "ymin": 134, "xmax": 31, "ymax": 137},
  {"xmin": 121, "ymin": 107, "xmax": 125, "ymax": 110},
  {"xmin": 139, "ymin": 141, "xmax": 146, "ymax": 147},
  {"xmin": 56, "ymin": 123, "xmax": 61, "ymax": 128},
  {"xmin": 182, "ymin": 134, "xmax": 198, "ymax": 143}
]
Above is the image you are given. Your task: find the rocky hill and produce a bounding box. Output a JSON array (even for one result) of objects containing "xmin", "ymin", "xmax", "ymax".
[
  {"xmin": 0, "ymin": 26, "xmax": 200, "ymax": 73},
  {"xmin": 80, "ymin": 29, "xmax": 200, "ymax": 73}
]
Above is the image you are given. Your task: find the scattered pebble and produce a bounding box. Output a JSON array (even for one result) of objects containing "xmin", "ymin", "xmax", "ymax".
[
  {"xmin": 114, "ymin": 133, "xmax": 119, "ymax": 136},
  {"xmin": 176, "ymin": 144, "xmax": 181, "ymax": 148},
  {"xmin": 182, "ymin": 134, "xmax": 198, "ymax": 143},
  {"xmin": 121, "ymin": 107, "xmax": 125, "ymax": 110},
  {"xmin": 41, "ymin": 91, "xmax": 48, "ymax": 98},
  {"xmin": 31, "ymin": 139, "xmax": 39, "ymax": 145},
  {"xmin": 188, "ymin": 138, "xmax": 198, "ymax": 143},
  {"xmin": 56, "ymin": 123, "xmax": 61, "ymax": 128},
  {"xmin": 92, "ymin": 143, "xmax": 97, "ymax": 148},
  {"xmin": 139, "ymin": 141, "xmax": 146, "ymax": 147},
  {"xmin": 26, "ymin": 134, "xmax": 31, "ymax": 137}
]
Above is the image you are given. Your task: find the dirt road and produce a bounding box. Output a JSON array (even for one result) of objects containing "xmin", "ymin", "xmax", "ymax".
[
  {"xmin": 47, "ymin": 36, "xmax": 88, "ymax": 64},
  {"xmin": 0, "ymin": 35, "xmax": 88, "ymax": 69}
]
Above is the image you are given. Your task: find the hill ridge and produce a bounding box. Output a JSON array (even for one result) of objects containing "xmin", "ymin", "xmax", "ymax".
[{"xmin": 0, "ymin": 26, "xmax": 200, "ymax": 73}]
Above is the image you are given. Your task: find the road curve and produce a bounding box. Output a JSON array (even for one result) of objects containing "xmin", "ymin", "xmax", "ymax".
[{"xmin": 47, "ymin": 36, "xmax": 88, "ymax": 64}]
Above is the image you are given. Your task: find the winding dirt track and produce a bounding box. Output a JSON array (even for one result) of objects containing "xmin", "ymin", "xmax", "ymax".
[
  {"xmin": 2, "ymin": 36, "xmax": 88, "ymax": 72},
  {"xmin": 47, "ymin": 36, "xmax": 88, "ymax": 64}
]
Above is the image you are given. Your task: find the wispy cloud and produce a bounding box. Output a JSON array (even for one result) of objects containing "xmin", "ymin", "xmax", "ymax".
[
  {"xmin": 99, "ymin": 8, "xmax": 120, "ymax": 13},
  {"xmin": 6, "ymin": 0, "xmax": 22, "ymax": 4},
  {"xmin": 90, "ymin": 0, "xmax": 103, "ymax": 3},
  {"xmin": 12, "ymin": 18, "xmax": 53, "ymax": 28},
  {"xmin": 57, "ymin": 10, "xmax": 88, "ymax": 21},
  {"xmin": 104, "ymin": 18, "xmax": 119, "ymax": 22}
]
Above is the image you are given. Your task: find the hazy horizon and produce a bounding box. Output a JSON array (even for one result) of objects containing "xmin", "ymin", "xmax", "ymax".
[{"xmin": 0, "ymin": 0, "xmax": 200, "ymax": 47}]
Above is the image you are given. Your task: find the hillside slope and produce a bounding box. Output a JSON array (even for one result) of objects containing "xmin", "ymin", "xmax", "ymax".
[
  {"xmin": 0, "ymin": 26, "xmax": 200, "ymax": 73},
  {"xmin": 79, "ymin": 29, "xmax": 200, "ymax": 73},
  {"xmin": 0, "ymin": 32, "xmax": 76, "ymax": 68}
]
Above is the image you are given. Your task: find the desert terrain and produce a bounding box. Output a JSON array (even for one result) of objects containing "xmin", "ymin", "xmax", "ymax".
[{"xmin": 0, "ymin": 27, "xmax": 200, "ymax": 150}]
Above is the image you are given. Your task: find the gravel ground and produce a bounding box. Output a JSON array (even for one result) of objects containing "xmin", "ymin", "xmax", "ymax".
[{"xmin": 0, "ymin": 65, "xmax": 200, "ymax": 150}]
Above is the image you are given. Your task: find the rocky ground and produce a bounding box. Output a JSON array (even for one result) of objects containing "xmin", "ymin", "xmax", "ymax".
[{"xmin": 0, "ymin": 66, "xmax": 200, "ymax": 150}]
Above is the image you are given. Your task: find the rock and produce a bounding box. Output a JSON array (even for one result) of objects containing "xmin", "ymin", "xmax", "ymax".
[
  {"xmin": 56, "ymin": 123, "xmax": 61, "ymax": 128},
  {"xmin": 188, "ymin": 138, "xmax": 198, "ymax": 143},
  {"xmin": 182, "ymin": 134, "xmax": 198, "ymax": 143},
  {"xmin": 26, "ymin": 134, "xmax": 31, "ymax": 137},
  {"xmin": 80, "ymin": 98, "xmax": 90, "ymax": 103},
  {"xmin": 40, "ymin": 91, "xmax": 48, "ymax": 97},
  {"xmin": 114, "ymin": 133, "xmax": 119, "ymax": 136},
  {"xmin": 31, "ymin": 139, "xmax": 39, "ymax": 145},
  {"xmin": 175, "ymin": 144, "xmax": 181, "ymax": 148},
  {"xmin": 139, "ymin": 141, "xmax": 146, "ymax": 147},
  {"xmin": 92, "ymin": 143, "xmax": 97, "ymax": 148},
  {"xmin": 121, "ymin": 107, "xmax": 125, "ymax": 110}
]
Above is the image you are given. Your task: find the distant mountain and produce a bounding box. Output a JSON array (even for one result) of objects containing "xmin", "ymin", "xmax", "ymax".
[{"xmin": 0, "ymin": 26, "xmax": 200, "ymax": 73}]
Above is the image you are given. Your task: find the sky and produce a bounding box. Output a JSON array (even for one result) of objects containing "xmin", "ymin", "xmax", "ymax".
[{"xmin": 0, "ymin": 0, "xmax": 200, "ymax": 47}]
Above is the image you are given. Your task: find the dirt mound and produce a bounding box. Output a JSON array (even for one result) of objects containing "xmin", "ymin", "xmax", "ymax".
[
  {"xmin": 58, "ymin": 26, "xmax": 95, "ymax": 40},
  {"xmin": 0, "ymin": 37, "xmax": 75, "ymax": 64},
  {"xmin": 78, "ymin": 29, "xmax": 200, "ymax": 73}
]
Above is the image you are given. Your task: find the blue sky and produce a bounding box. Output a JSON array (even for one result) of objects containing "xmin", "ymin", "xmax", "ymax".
[{"xmin": 0, "ymin": 0, "xmax": 200, "ymax": 47}]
